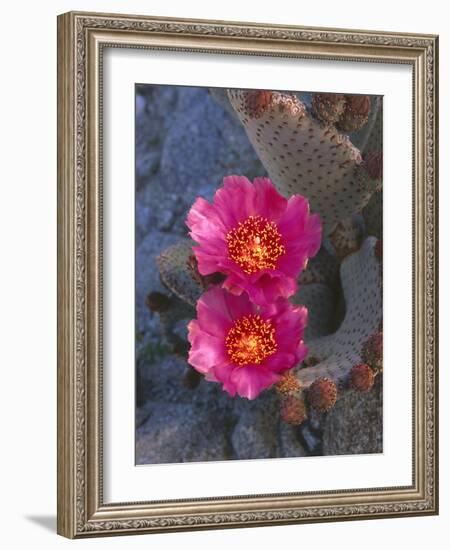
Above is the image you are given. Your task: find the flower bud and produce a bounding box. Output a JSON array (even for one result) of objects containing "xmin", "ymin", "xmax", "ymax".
[
  {"xmin": 350, "ymin": 363, "xmax": 375, "ymax": 392},
  {"xmin": 311, "ymin": 93, "xmax": 346, "ymax": 124},
  {"xmin": 308, "ymin": 377, "xmax": 338, "ymax": 412},
  {"xmin": 280, "ymin": 393, "xmax": 307, "ymax": 425},
  {"xmin": 365, "ymin": 151, "xmax": 383, "ymax": 180},
  {"xmin": 336, "ymin": 95, "xmax": 371, "ymax": 132},
  {"xmin": 243, "ymin": 90, "xmax": 273, "ymax": 118},
  {"xmin": 276, "ymin": 371, "xmax": 302, "ymax": 395},
  {"xmin": 361, "ymin": 332, "xmax": 383, "ymax": 373}
]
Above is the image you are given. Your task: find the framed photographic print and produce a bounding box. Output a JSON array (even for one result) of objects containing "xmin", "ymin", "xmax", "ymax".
[{"xmin": 57, "ymin": 11, "xmax": 439, "ymax": 538}]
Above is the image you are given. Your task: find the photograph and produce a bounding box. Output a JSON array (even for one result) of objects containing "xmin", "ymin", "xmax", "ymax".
[
  {"xmin": 0, "ymin": 0, "xmax": 445, "ymax": 546},
  {"xmin": 135, "ymin": 84, "xmax": 383, "ymax": 465},
  {"xmin": 55, "ymin": 10, "xmax": 438, "ymax": 537}
]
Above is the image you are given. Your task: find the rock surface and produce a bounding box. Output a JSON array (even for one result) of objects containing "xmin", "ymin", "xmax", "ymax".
[
  {"xmin": 322, "ymin": 378, "xmax": 383, "ymax": 455},
  {"xmin": 231, "ymin": 394, "xmax": 279, "ymax": 460},
  {"xmin": 136, "ymin": 402, "xmax": 232, "ymax": 464},
  {"xmin": 278, "ymin": 423, "xmax": 308, "ymax": 458},
  {"xmin": 136, "ymin": 86, "xmax": 265, "ymax": 241},
  {"xmin": 136, "ymin": 230, "xmax": 179, "ymax": 342}
]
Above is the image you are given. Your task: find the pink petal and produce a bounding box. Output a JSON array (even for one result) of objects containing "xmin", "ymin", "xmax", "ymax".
[
  {"xmin": 221, "ymin": 381, "xmax": 238, "ymax": 398},
  {"xmin": 251, "ymin": 177, "xmax": 288, "ymax": 220},
  {"xmin": 222, "ymin": 276, "xmax": 245, "ymax": 296},
  {"xmin": 212, "ymin": 362, "xmax": 238, "ymax": 397},
  {"xmin": 263, "ymin": 352, "xmax": 297, "ymax": 373},
  {"xmin": 258, "ymin": 273, "xmax": 297, "ymax": 303},
  {"xmin": 272, "ymin": 308, "xmax": 308, "ymax": 357},
  {"xmin": 193, "ymin": 247, "xmax": 227, "ymax": 276},
  {"xmin": 273, "ymin": 304, "xmax": 308, "ymax": 340},
  {"xmin": 239, "ymin": 272, "xmax": 297, "ymax": 306},
  {"xmin": 187, "ymin": 320, "xmax": 226, "ymax": 374},
  {"xmin": 230, "ymin": 366, "xmax": 281, "ymax": 400},
  {"xmin": 186, "ymin": 197, "xmax": 226, "ymax": 238},
  {"xmin": 279, "ymin": 197, "xmax": 322, "ymax": 254},
  {"xmin": 195, "ymin": 286, "xmax": 255, "ymax": 336},
  {"xmin": 185, "ymin": 178, "xmax": 321, "ymax": 347},
  {"xmin": 195, "ymin": 287, "xmax": 234, "ymax": 335},
  {"xmin": 295, "ymin": 341, "xmax": 309, "ymax": 364},
  {"xmin": 222, "ymin": 288, "xmax": 255, "ymax": 319},
  {"xmin": 187, "ymin": 287, "xmax": 309, "ymax": 398},
  {"xmin": 213, "ymin": 175, "xmax": 255, "ymax": 227},
  {"xmin": 275, "ymin": 248, "xmax": 308, "ymax": 277},
  {"xmin": 277, "ymin": 194, "xmax": 310, "ymax": 237}
]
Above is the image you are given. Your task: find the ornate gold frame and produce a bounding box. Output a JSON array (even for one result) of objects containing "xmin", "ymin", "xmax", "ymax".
[{"xmin": 57, "ymin": 11, "xmax": 439, "ymax": 538}]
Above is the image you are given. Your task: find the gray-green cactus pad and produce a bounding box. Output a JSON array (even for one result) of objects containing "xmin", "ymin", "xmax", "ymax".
[
  {"xmin": 296, "ymin": 237, "xmax": 382, "ymax": 387},
  {"xmin": 228, "ymin": 90, "xmax": 379, "ymax": 235},
  {"xmin": 156, "ymin": 239, "xmax": 203, "ymax": 307}
]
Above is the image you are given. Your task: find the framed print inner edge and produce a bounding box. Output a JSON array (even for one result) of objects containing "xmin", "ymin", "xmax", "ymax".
[{"xmin": 57, "ymin": 11, "xmax": 438, "ymax": 538}]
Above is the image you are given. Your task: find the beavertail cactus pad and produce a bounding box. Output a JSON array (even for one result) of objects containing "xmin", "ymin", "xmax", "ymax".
[
  {"xmin": 296, "ymin": 237, "xmax": 382, "ymax": 387},
  {"xmin": 228, "ymin": 90, "xmax": 381, "ymax": 235}
]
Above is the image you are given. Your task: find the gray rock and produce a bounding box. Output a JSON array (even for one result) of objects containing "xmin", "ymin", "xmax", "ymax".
[
  {"xmin": 156, "ymin": 208, "xmax": 175, "ymax": 231},
  {"xmin": 299, "ymin": 423, "xmax": 322, "ymax": 454},
  {"xmin": 322, "ymin": 379, "xmax": 383, "ymax": 455},
  {"xmin": 135, "ymin": 230, "xmax": 179, "ymax": 338},
  {"xmin": 136, "ymin": 150, "xmax": 160, "ymax": 183},
  {"xmin": 159, "ymin": 88, "xmax": 266, "ymax": 233},
  {"xmin": 231, "ymin": 394, "xmax": 279, "ymax": 460},
  {"xmin": 278, "ymin": 422, "xmax": 308, "ymax": 458},
  {"xmin": 136, "ymin": 402, "xmax": 231, "ymax": 464},
  {"xmin": 136, "ymin": 180, "xmax": 188, "ymax": 242},
  {"xmin": 308, "ymin": 408, "xmax": 325, "ymax": 431},
  {"xmin": 138, "ymin": 349, "xmax": 313, "ymax": 463},
  {"xmin": 138, "ymin": 357, "xmax": 237, "ymax": 429},
  {"xmin": 172, "ymin": 318, "xmax": 189, "ymax": 341},
  {"xmin": 135, "ymin": 85, "xmax": 267, "ymax": 239},
  {"xmin": 136, "ymin": 93, "xmax": 146, "ymax": 117},
  {"xmin": 135, "ymin": 85, "xmax": 178, "ymax": 189},
  {"xmin": 208, "ymin": 87, "xmax": 239, "ymax": 119},
  {"xmin": 136, "ymin": 401, "xmax": 153, "ymax": 429}
]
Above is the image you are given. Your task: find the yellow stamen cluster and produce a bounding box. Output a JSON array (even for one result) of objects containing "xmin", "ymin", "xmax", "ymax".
[
  {"xmin": 226, "ymin": 215, "xmax": 285, "ymax": 274},
  {"xmin": 225, "ymin": 314, "xmax": 277, "ymax": 367}
]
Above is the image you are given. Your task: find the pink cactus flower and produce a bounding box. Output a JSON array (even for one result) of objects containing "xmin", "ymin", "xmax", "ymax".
[
  {"xmin": 187, "ymin": 286, "xmax": 308, "ymax": 400},
  {"xmin": 186, "ymin": 176, "xmax": 321, "ymax": 306}
]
